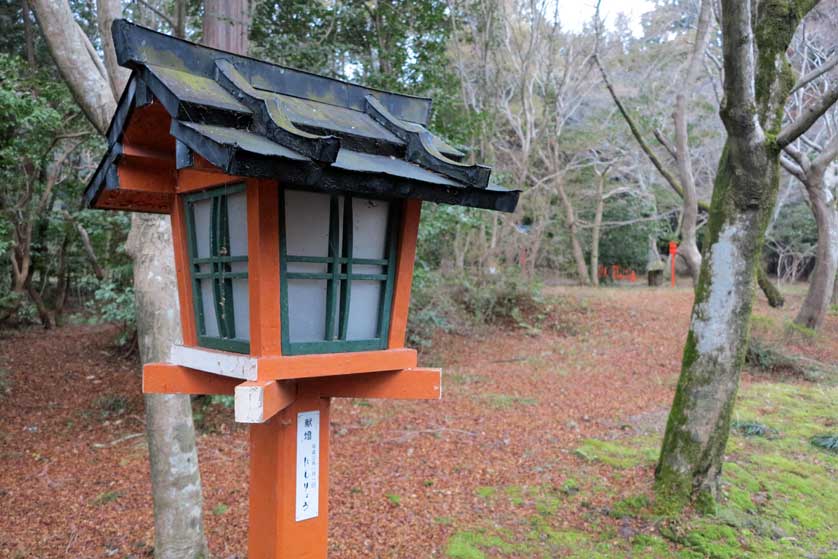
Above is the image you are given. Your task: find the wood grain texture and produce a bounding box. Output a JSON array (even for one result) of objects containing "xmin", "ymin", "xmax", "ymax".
[
  {"xmin": 142, "ymin": 363, "xmax": 240, "ymax": 395},
  {"xmin": 387, "ymin": 199, "xmax": 421, "ymax": 348},
  {"xmin": 258, "ymin": 348, "xmax": 417, "ymax": 380},
  {"xmin": 304, "ymin": 368, "xmax": 441, "ymax": 400}
]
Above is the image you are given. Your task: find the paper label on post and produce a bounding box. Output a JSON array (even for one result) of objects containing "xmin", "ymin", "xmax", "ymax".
[{"xmin": 295, "ymin": 410, "xmax": 320, "ymax": 522}]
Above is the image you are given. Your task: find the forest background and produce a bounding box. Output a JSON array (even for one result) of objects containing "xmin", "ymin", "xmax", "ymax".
[{"xmin": 1, "ymin": 0, "xmax": 835, "ymax": 339}]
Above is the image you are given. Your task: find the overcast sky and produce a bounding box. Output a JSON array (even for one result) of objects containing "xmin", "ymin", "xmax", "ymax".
[{"xmin": 557, "ymin": 0, "xmax": 655, "ymax": 35}]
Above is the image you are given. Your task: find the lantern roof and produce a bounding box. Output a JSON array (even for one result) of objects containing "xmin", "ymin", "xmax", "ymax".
[{"xmin": 84, "ymin": 20, "xmax": 519, "ymax": 213}]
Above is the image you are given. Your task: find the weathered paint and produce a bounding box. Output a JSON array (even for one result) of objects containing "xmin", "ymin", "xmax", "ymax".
[{"xmin": 169, "ymin": 344, "xmax": 258, "ymax": 380}]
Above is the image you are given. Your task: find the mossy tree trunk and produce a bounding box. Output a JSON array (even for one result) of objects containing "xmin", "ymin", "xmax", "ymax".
[{"xmin": 655, "ymin": 0, "xmax": 836, "ymax": 514}]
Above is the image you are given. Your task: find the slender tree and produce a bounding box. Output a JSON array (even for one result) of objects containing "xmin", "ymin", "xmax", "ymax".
[
  {"xmin": 784, "ymin": 135, "xmax": 838, "ymax": 329},
  {"xmin": 594, "ymin": 0, "xmax": 713, "ymax": 285},
  {"xmin": 655, "ymin": 0, "xmax": 838, "ymax": 513},
  {"xmin": 27, "ymin": 1, "xmax": 209, "ymax": 556}
]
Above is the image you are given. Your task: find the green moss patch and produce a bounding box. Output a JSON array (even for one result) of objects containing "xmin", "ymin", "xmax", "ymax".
[
  {"xmin": 445, "ymin": 381, "xmax": 836, "ymax": 559},
  {"xmin": 574, "ymin": 437, "xmax": 659, "ymax": 468}
]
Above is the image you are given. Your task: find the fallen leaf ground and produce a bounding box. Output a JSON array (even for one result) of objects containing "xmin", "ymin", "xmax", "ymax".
[{"xmin": 0, "ymin": 285, "xmax": 835, "ymax": 558}]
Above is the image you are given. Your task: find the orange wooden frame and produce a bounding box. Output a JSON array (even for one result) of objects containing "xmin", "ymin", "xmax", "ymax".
[
  {"xmin": 167, "ymin": 161, "xmax": 422, "ymax": 381},
  {"xmin": 143, "ymin": 363, "xmax": 441, "ymax": 402}
]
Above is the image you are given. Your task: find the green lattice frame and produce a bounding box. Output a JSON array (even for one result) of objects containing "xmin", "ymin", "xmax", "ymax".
[
  {"xmin": 279, "ymin": 190, "xmax": 399, "ymax": 355},
  {"xmin": 184, "ymin": 183, "xmax": 250, "ymax": 353}
]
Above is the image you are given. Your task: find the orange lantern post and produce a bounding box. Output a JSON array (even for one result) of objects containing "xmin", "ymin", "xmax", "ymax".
[{"xmin": 84, "ymin": 21, "xmax": 519, "ymax": 559}]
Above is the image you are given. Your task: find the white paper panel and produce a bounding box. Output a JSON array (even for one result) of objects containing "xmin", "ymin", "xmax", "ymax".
[
  {"xmin": 287, "ymin": 262, "xmax": 327, "ymax": 274},
  {"xmin": 352, "ymin": 264, "xmax": 384, "ymax": 275},
  {"xmin": 352, "ymin": 198, "xmax": 389, "ymax": 259},
  {"xmin": 199, "ymin": 279, "xmax": 219, "ymax": 336},
  {"xmin": 288, "ymin": 279, "xmax": 327, "ymax": 342},
  {"xmin": 192, "ymin": 198, "xmax": 212, "ymax": 258},
  {"xmin": 347, "ymin": 280, "xmax": 381, "ymax": 340},
  {"xmin": 227, "ymin": 190, "xmax": 248, "ymax": 256},
  {"xmin": 285, "ymin": 190, "xmax": 331, "ymax": 257},
  {"xmin": 295, "ymin": 410, "xmax": 320, "ymax": 521}
]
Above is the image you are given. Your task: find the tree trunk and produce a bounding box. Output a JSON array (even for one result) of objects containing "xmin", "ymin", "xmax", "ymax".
[
  {"xmin": 127, "ymin": 214, "xmax": 209, "ymax": 559},
  {"xmin": 203, "ymin": 0, "xmax": 250, "ymax": 55},
  {"xmin": 22, "ymin": 0, "xmax": 35, "ymax": 67},
  {"xmin": 656, "ymin": 144, "xmax": 774, "ymax": 512},
  {"xmin": 62, "ymin": 210, "xmax": 106, "ymax": 280},
  {"xmin": 96, "ymin": 0, "xmax": 129, "ymax": 98},
  {"xmin": 556, "ymin": 179, "xmax": 590, "ymax": 285},
  {"xmin": 757, "ymin": 265, "xmax": 785, "ymax": 308},
  {"xmin": 29, "ymin": 0, "xmax": 114, "ymax": 134},
  {"xmin": 656, "ymin": 0, "xmax": 831, "ymax": 514},
  {"xmin": 672, "ymin": 0, "xmax": 712, "ymax": 285},
  {"xmin": 590, "ymin": 171, "xmax": 606, "ymax": 287},
  {"xmin": 29, "ymin": 1, "xmax": 210, "ymax": 555},
  {"xmin": 795, "ymin": 164, "xmax": 838, "ymax": 328}
]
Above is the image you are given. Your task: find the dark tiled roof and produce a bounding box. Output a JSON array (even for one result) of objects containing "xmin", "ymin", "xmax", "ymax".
[{"xmin": 84, "ymin": 20, "xmax": 519, "ymax": 213}]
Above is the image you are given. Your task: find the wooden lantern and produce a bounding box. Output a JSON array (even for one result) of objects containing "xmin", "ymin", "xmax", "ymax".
[{"xmin": 85, "ymin": 20, "xmax": 518, "ymax": 559}]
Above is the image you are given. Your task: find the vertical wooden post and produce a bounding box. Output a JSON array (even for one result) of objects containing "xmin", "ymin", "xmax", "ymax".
[
  {"xmin": 669, "ymin": 241, "xmax": 678, "ymax": 288},
  {"xmin": 248, "ymin": 179, "xmax": 282, "ymax": 359},
  {"xmin": 387, "ymin": 199, "xmax": 421, "ymax": 348},
  {"xmin": 248, "ymin": 388, "xmax": 331, "ymax": 559},
  {"xmin": 170, "ymin": 195, "xmax": 197, "ymax": 345}
]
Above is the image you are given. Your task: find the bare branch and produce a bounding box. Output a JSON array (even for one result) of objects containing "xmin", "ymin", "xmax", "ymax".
[
  {"xmin": 653, "ymin": 129, "xmax": 678, "ymax": 161},
  {"xmin": 594, "ymin": 54, "xmax": 686, "ymax": 199},
  {"xmin": 783, "ymin": 143, "xmax": 810, "ymax": 173},
  {"xmin": 135, "ymin": 0, "xmax": 176, "ymax": 31},
  {"xmin": 777, "ymin": 86, "xmax": 838, "ymax": 148},
  {"xmin": 791, "ymin": 53, "xmax": 838, "ymax": 93},
  {"xmin": 780, "ymin": 154, "xmax": 808, "ymax": 183},
  {"xmin": 811, "ymin": 133, "xmax": 838, "ymax": 174}
]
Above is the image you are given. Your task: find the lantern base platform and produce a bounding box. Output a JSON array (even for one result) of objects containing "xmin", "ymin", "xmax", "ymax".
[
  {"xmin": 143, "ymin": 362, "xmax": 441, "ymax": 424},
  {"xmin": 168, "ymin": 343, "xmax": 418, "ymax": 382}
]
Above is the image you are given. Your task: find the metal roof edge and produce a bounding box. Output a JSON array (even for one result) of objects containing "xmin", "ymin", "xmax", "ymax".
[{"xmin": 111, "ymin": 19, "xmax": 433, "ymax": 125}]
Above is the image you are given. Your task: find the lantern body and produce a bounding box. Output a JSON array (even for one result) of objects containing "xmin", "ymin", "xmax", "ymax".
[
  {"xmin": 84, "ymin": 20, "xmax": 518, "ymax": 379},
  {"xmin": 177, "ymin": 183, "xmax": 403, "ymax": 357}
]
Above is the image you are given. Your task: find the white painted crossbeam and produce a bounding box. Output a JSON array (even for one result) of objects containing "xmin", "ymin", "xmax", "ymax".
[{"xmin": 170, "ymin": 344, "xmax": 258, "ymax": 380}]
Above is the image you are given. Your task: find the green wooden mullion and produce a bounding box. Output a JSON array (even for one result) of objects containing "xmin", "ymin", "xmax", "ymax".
[
  {"xmin": 377, "ymin": 201, "xmax": 400, "ymax": 343},
  {"xmin": 282, "ymin": 337, "xmax": 384, "ymax": 356},
  {"xmin": 184, "ymin": 200, "xmax": 207, "ymax": 338},
  {"xmin": 348, "ymin": 273, "xmax": 388, "ymax": 281},
  {"xmin": 338, "ymin": 196, "xmax": 353, "ymax": 340},
  {"xmin": 193, "ymin": 271, "xmax": 249, "ymax": 280},
  {"xmin": 192, "ymin": 255, "xmax": 248, "ymax": 264},
  {"xmin": 198, "ymin": 335, "xmax": 250, "ymax": 353},
  {"xmin": 278, "ymin": 190, "xmax": 291, "ymax": 357},
  {"xmin": 285, "ymin": 272, "xmax": 387, "ymax": 281},
  {"xmin": 218, "ymin": 195, "xmax": 237, "ymax": 339},
  {"xmin": 210, "ymin": 196, "xmax": 228, "ymax": 339},
  {"xmin": 184, "ymin": 182, "xmax": 246, "ymax": 202},
  {"xmin": 286, "ymin": 255, "xmax": 387, "ymax": 266},
  {"xmin": 324, "ymin": 195, "xmax": 340, "ymax": 341}
]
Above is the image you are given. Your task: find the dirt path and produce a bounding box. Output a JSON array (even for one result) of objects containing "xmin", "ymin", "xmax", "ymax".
[{"xmin": 0, "ymin": 286, "xmax": 832, "ymax": 558}]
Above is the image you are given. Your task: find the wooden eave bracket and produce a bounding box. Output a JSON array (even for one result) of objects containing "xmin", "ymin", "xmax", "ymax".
[
  {"xmin": 235, "ymin": 380, "xmax": 297, "ymax": 423},
  {"xmin": 214, "ymin": 59, "xmax": 340, "ymax": 163},
  {"xmin": 364, "ymin": 94, "xmax": 491, "ymax": 188}
]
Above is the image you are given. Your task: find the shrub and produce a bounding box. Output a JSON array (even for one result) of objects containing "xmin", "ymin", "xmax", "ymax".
[
  {"xmin": 455, "ymin": 268, "xmax": 543, "ymax": 325},
  {"xmin": 406, "ymin": 267, "xmax": 543, "ymax": 347}
]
